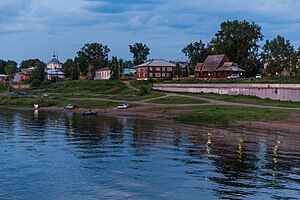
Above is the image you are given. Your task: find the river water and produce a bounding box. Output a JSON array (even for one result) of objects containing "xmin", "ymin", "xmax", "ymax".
[{"xmin": 0, "ymin": 109, "xmax": 299, "ymax": 199}]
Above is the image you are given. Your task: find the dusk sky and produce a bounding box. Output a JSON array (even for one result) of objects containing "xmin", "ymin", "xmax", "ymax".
[{"xmin": 1, "ymin": 0, "xmax": 300, "ymax": 65}]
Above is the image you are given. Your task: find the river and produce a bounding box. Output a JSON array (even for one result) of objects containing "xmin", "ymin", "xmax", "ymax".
[{"xmin": 0, "ymin": 109, "xmax": 299, "ymax": 199}]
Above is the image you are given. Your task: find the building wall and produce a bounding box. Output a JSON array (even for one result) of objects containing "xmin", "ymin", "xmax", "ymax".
[
  {"xmin": 136, "ymin": 66, "xmax": 174, "ymax": 80},
  {"xmin": 95, "ymin": 70, "xmax": 111, "ymax": 80},
  {"xmin": 153, "ymin": 83, "xmax": 300, "ymax": 102},
  {"xmin": 47, "ymin": 74, "xmax": 65, "ymax": 80},
  {"xmin": 47, "ymin": 63, "xmax": 62, "ymax": 69},
  {"xmin": 0, "ymin": 76, "xmax": 8, "ymax": 82}
]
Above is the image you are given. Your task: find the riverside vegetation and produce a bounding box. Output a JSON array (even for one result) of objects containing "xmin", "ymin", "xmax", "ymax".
[{"xmin": 0, "ymin": 79, "xmax": 299, "ymax": 127}]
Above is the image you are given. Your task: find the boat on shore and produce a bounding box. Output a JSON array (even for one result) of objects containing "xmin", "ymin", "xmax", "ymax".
[{"xmin": 82, "ymin": 111, "xmax": 97, "ymax": 116}]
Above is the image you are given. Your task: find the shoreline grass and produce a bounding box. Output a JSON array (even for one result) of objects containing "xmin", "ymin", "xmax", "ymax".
[
  {"xmin": 148, "ymin": 96, "xmax": 207, "ymax": 104},
  {"xmin": 175, "ymin": 105, "xmax": 298, "ymax": 124}
]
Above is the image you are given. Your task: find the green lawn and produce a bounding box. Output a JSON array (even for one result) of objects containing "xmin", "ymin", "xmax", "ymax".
[
  {"xmin": 175, "ymin": 105, "xmax": 298, "ymax": 124},
  {"xmin": 149, "ymin": 96, "xmax": 207, "ymax": 104},
  {"xmin": 182, "ymin": 93, "xmax": 300, "ymax": 108}
]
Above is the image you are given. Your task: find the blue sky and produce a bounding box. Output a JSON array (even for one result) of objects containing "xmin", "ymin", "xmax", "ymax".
[{"xmin": 1, "ymin": 0, "xmax": 300, "ymax": 65}]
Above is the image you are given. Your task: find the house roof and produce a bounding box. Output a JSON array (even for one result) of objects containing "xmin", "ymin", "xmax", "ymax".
[
  {"xmin": 96, "ymin": 67, "xmax": 110, "ymax": 71},
  {"xmin": 21, "ymin": 68, "xmax": 33, "ymax": 75},
  {"xmin": 124, "ymin": 68, "xmax": 136, "ymax": 75},
  {"xmin": 194, "ymin": 63, "xmax": 203, "ymax": 72},
  {"xmin": 202, "ymin": 54, "xmax": 228, "ymax": 71},
  {"xmin": 135, "ymin": 59, "xmax": 176, "ymax": 68},
  {"xmin": 46, "ymin": 69, "xmax": 65, "ymax": 75},
  {"xmin": 216, "ymin": 62, "xmax": 245, "ymax": 72},
  {"xmin": 0, "ymin": 74, "xmax": 8, "ymax": 77}
]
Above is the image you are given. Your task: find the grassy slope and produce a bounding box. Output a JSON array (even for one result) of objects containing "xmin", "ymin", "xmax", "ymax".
[
  {"xmin": 149, "ymin": 96, "xmax": 207, "ymax": 104},
  {"xmin": 175, "ymin": 105, "xmax": 298, "ymax": 124},
  {"xmin": 0, "ymin": 80, "xmax": 161, "ymax": 108}
]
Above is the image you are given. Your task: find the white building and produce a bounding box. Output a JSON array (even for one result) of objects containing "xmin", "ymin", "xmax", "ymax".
[
  {"xmin": 95, "ymin": 68, "xmax": 111, "ymax": 80},
  {"xmin": 45, "ymin": 53, "xmax": 65, "ymax": 80}
]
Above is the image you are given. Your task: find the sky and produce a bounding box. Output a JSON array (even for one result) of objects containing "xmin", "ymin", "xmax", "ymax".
[{"xmin": 1, "ymin": 0, "xmax": 300, "ymax": 65}]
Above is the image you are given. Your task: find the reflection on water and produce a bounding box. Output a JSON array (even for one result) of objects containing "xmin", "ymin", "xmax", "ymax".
[{"xmin": 0, "ymin": 108, "xmax": 300, "ymax": 199}]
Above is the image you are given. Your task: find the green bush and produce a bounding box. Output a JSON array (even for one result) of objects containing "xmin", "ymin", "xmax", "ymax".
[
  {"xmin": 138, "ymin": 85, "xmax": 150, "ymax": 96},
  {"xmin": 31, "ymin": 79, "xmax": 42, "ymax": 87}
]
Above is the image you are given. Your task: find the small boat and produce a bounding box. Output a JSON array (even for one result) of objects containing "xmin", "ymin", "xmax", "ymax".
[{"xmin": 82, "ymin": 111, "xmax": 97, "ymax": 116}]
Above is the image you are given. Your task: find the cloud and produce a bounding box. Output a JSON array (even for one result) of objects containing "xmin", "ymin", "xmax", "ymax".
[{"xmin": 1, "ymin": 0, "xmax": 300, "ymax": 63}]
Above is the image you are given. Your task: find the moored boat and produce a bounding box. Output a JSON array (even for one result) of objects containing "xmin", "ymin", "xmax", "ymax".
[{"xmin": 82, "ymin": 111, "xmax": 97, "ymax": 116}]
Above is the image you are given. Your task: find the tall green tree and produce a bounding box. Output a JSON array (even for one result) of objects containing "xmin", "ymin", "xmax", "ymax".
[
  {"xmin": 172, "ymin": 63, "xmax": 182, "ymax": 77},
  {"xmin": 63, "ymin": 59, "xmax": 79, "ymax": 80},
  {"xmin": 20, "ymin": 59, "xmax": 44, "ymax": 69},
  {"xmin": 129, "ymin": 43, "xmax": 150, "ymax": 65},
  {"xmin": 109, "ymin": 56, "xmax": 124, "ymax": 79},
  {"xmin": 210, "ymin": 20, "xmax": 263, "ymax": 76},
  {"xmin": 77, "ymin": 43, "xmax": 110, "ymax": 76},
  {"xmin": 182, "ymin": 40, "xmax": 209, "ymax": 66},
  {"xmin": 293, "ymin": 47, "xmax": 300, "ymax": 76},
  {"xmin": 5, "ymin": 64, "xmax": 17, "ymax": 80},
  {"xmin": 0, "ymin": 60, "xmax": 6, "ymax": 74},
  {"xmin": 261, "ymin": 35, "xmax": 295, "ymax": 76},
  {"xmin": 30, "ymin": 62, "xmax": 46, "ymax": 86}
]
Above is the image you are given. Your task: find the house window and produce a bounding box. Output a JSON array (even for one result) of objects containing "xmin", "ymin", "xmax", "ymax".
[
  {"xmin": 155, "ymin": 73, "xmax": 161, "ymax": 77},
  {"xmin": 162, "ymin": 73, "xmax": 166, "ymax": 77},
  {"xmin": 149, "ymin": 67, "xmax": 153, "ymax": 71},
  {"xmin": 167, "ymin": 67, "xmax": 172, "ymax": 71},
  {"xmin": 162, "ymin": 67, "xmax": 166, "ymax": 71},
  {"xmin": 155, "ymin": 67, "xmax": 161, "ymax": 71},
  {"xmin": 149, "ymin": 73, "xmax": 153, "ymax": 77},
  {"xmin": 166, "ymin": 73, "xmax": 171, "ymax": 77}
]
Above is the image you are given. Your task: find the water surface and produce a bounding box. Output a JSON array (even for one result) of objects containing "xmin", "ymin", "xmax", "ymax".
[{"xmin": 0, "ymin": 109, "xmax": 299, "ymax": 199}]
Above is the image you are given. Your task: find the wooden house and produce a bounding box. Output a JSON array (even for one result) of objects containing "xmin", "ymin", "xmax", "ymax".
[{"xmin": 195, "ymin": 54, "xmax": 245, "ymax": 78}]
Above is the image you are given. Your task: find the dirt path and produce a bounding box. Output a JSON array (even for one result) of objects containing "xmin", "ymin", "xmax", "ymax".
[
  {"xmin": 71, "ymin": 92, "xmax": 300, "ymax": 111},
  {"xmin": 123, "ymin": 81, "xmax": 139, "ymax": 91}
]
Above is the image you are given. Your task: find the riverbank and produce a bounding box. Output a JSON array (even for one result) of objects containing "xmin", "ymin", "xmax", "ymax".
[
  {"xmin": 1, "ymin": 80, "xmax": 300, "ymax": 133},
  {"xmin": 10, "ymin": 104, "xmax": 299, "ymax": 133}
]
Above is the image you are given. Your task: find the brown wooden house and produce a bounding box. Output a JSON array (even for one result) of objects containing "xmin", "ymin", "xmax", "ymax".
[
  {"xmin": 20, "ymin": 68, "xmax": 33, "ymax": 82},
  {"xmin": 195, "ymin": 54, "xmax": 245, "ymax": 78},
  {"xmin": 135, "ymin": 59, "xmax": 176, "ymax": 80}
]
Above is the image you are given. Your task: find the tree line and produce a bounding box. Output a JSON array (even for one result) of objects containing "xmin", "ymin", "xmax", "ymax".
[
  {"xmin": 182, "ymin": 20, "xmax": 299, "ymax": 77},
  {"xmin": 1, "ymin": 19, "xmax": 299, "ymax": 84}
]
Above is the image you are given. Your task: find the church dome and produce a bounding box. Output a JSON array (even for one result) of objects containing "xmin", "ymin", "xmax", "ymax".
[{"xmin": 47, "ymin": 57, "xmax": 62, "ymax": 65}]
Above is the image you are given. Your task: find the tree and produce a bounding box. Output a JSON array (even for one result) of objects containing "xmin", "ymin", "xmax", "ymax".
[
  {"xmin": 293, "ymin": 47, "xmax": 300, "ymax": 76},
  {"xmin": 30, "ymin": 62, "xmax": 46, "ymax": 86},
  {"xmin": 182, "ymin": 40, "xmax": 209, "ymax": 66},
  {"xmin": 129, "ymin": 43, "xmax": 150, "ymax": 65},
  {"xmin": 77, "ymin": 43, "xmax": 110, "ymax": 76},
  {"xmin": 63, "ymin": 59, "xmax": 78, "ymax": 80},
  {"xmin": 210, "ymin": 20, "xmax": 263, "ymax": 76},
  {"xmin": 109, "ymin": 56, "xmax": 123, "ymax": 79},
  {"xmin": 0, "ymin": 60, "xmax": 6, "ymax": 74},
  {"xmin": 5, "ymin": 64, "xmax": 17, "ymax": 81},
  {"xmin": 261, "ymin": 35, "xmax": 295, "ymax": 76},
  {"xmin": 172, "ymin": 63, "xmax": 182, "ymax": 77},
  {"xmin": 20, "ymin": 59, "xmax": 44, "ymax": 69}
]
